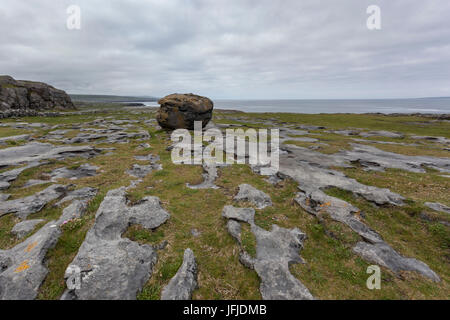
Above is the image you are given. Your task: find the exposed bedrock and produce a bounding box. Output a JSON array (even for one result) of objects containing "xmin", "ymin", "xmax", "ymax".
[
  {"xmin": 0, "ymin": 162, "xmax": 42, "ymax": 190},
  {"xmin": 272, "ymin": 152, "xmax": 439, "ymax": 282},
  {"xmin": 222, "ymin": 205, "xmax": 314, "ymax": 300},
  {"xmin": 234, "ymin": 184, "xmax": 272, "ymax": 209},
  {"xmin": 353, "ymin": 242, "xmax": 440, "ymax": 282},
  {"xmin": 0, "ymin": 75, "xmax": 74, "ymax": 111},
  {"xmin": 127, "ymin": 153, "xmax": 162, "ymax": 178},
  {"xmin": 0, "ymin": 200, "xmax": 91, "ymax": 300},
  {"xmin": 338, "ymin": 144, "xmax": 450, "ymax": 173},
  {"xmin": 187, "ymin": 163, "xmax": 221, "ymax": 189},
  {"xmin": 56, "ymin": 187, "xmax": 98, "ymax": 206},
  {"xmin": 424, "ymin": 202, "xmax": 450, "ymax": 215},
  {"xmin": 62, "ymin": 130, "xmax": 150, "ymax": 144},
  {"xmin": 46, "ymin": 164, "xmax": 99, "ymax": 181},
  {"xmin": 0, "ymin": 142, "xmax": 101, "ymax": 168},
  {"xmin": 0, "ymin": 184, "xmax": 68, "ymax": 219},
  {"xmin": 0, "ymin": 222, "xmax": 61, "ymax": 300},
  {"xmin": 281, "ymin": 143, "xmax": 450, "ymax": 174},
  {"xmin": 61, "ymin": 187, "xmax": 170, "ymax": 300},
  {"xmin": 11, "ymin": 219, "xmax": 45, "ymax": 239},
  {"xmin": 161, "ymin": 248, "xmax": 198, "ymax": 300}
]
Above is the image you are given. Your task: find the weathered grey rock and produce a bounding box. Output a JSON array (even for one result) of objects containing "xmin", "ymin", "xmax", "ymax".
[
  {"xmin": 424, "ymin": 202, "xmax": 450, "ymax": 215},
  {"xmin": 59, "ymin": 200, "xmax": 88, "ymax": 223},
  {"xmin": 11, "ymin": 219, "xmax": 44, "ymax": 239},
  {"xmin": 338, "ymin": 144, "xmax": 450, "ymax": 173},
  {"xmin": 223, "ymin": 205, "xmax": 313, "ymax": 300},
  {"xmin": 0, "ymin": 142, "xmax": 101, "ymax": 167},
  {"xmin": 254, "ymin": 142, "xmax": 439, "ymax": 282},
  {"xmin": 62, "ymin": 187, "xmax": 170, "ymax": 300},
  {"xmin": 359, "ymin": 131, "xmax": 404, "ymax": 138},
  {"xmin": 0, "ymin": 162, "xmax": 42, "ymax": 189},
  {"xmin": 157, "ymin": 93, "xmax": 214, "ymax": 130},
  {"xmin": 63, "ymin": 130, "xmax": 150, "ymax": 144},
  {"xmin": 22, "ymin": 179, "xmax": 49, "ymax": 188},
  {"xmin": 353, "ymin": 242, "xmax": 440, "ymax": 282},
  {"xmin": 222, "ymin": 205, "xmax": 255, "ymax": 224},
  {"xmin": 332, "ymin": 129, "xmax": 360, "ymax": 136},
  {"xmin": 127, "ymin": 154, "xmax": 162, "ymax": 178},
  {"xmin": 234, "ymin": 184, "xmax": 272, "ymax": 209},
  {"xmin": 0, "ymin": 221, "xmax": 61, "ymax": 300},
  {"xmin": 411, "ymin": 135, "xmax": 450, "ymax": 144},
  {"xmin": 0, "ymin": 75, "xmax": 74, "ymax": 111},
  {"xmin": 239, "ymin": 251, "xmax": 255, "ymax": 269},
  {"xmin": 0, "ymin": 193, "xmax": 10, "ymax": 201},
  {"xmin": 187, "ymin": 163, "xmax": 220, "ymax": 189},
  {"xmin": 56, "ymin": 187, "xmax": 98, "ymax": 206},
  {"xmin": 227, "ymin": 220, "xmax": 242, "ymax": 244},
  {"xmin": 46, "ymin": 164, "xmax": 99, "ymax": 181},
  {"xmin": 161, "ymin": 249, "xmax": 198, "ymax": 300},
  {"xmin": 126, "ymin": 164, "xmax": 154, "ymax": 178},
  {"xmin": 351, "ymin": 138, "xmax": 418, "ymax": 147},
  {"xmin": 0, "ymin": 184, "xmax": 67, "ymax": 219},
  {"xmin": 0, "ymin": 134, "xmax": 31, "ymax": 144},
  {"xmin": 252, "ymin": 225, "xmax": 313, "ymax": 300},
  {"xmin": 137, "ymin": 143, "xmax": 151, "ymax": 149}
]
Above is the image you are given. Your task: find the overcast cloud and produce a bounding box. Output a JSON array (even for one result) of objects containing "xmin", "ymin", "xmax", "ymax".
[{"xmin": 0, "ymin": 0, "xmax": 449, "ymax": 99}]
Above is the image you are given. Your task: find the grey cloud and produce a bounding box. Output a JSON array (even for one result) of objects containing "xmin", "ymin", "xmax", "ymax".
[{"xmin": 0, "ymin": 0, "xmax": 449, "ymax": 99}]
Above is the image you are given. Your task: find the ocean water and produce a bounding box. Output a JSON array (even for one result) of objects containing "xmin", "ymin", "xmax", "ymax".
[{"xmin": 137, "ymin": 97, "xmax": 450, "ymax": 114}]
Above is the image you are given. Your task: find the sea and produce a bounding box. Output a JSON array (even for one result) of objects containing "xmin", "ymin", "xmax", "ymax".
[{"xmin": 132, "ymin": 97, "xmax": 450, "ymax": 114}]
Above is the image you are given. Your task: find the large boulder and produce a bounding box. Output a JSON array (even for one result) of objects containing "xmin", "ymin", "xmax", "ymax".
[
  {"xmin": 0, "ymin": 75, "xmax": 74, "ymax": 111},
  {"xmin": 156, "ymin": 93, "xmax": 213, "ymax": 130}
]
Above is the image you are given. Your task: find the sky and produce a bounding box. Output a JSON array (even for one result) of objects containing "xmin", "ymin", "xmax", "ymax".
[{"xmin": 0, "ymin": 0, "xmax": 449, "ymax": 99}]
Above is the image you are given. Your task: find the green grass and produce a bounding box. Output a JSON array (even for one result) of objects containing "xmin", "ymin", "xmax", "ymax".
[{"xmin": 0, "ymin": 108, "xmax": 449, "ymax": 300}]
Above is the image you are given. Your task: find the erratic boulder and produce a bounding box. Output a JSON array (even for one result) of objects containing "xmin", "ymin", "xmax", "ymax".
[
  {"xmin": 0, "ymin": 75, "xmax": 74, "ymax": 111},
  {"xmin": 156, "ymin": 93, "xmax": 213, "ymax": 130}
]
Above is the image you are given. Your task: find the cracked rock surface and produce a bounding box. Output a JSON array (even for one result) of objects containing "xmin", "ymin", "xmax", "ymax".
[
  {"xmin": 46, "ymin": 164, "xmax": 99, "ymax": 181},
  {"xmin": 161, "ymin": 248, "xmax": 198, "ymax": 300},
  {"xmin": 234, "ymin": 184, "xmax": 272, "ymax": 209},
  {"xmin": 0, "ymin": 142, "xmax": 101, "ymax": 167},
  {"xmin": 11, "ymin": 219, "xmax": 45, "ymax": 239},
  {"xmin": 0, "ymin": 184, "xmax": 67, "ymax": 219},
  {"xmin": 258, "ymin": 143, "xmax": 440, "ymax": 282},
  {"xmin": 424, "ymin": 202, "xmax": 450, "ymax": 215},
  {"xmin": 0, "ymin": 222, "xmax": 62, "ymax": 300},
  {"xmin": 222, "ymin": 205, "xmax": 314, "ymax": 300},
  {"xmin": 61, "ymin": 187, "xmax": 170, "ymax": 300}
]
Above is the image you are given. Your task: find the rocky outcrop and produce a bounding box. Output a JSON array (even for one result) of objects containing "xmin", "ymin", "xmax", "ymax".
[
  {"xmin": 0, "ymin": 221, "xmax": 61, "ymax": 300},
  {"xmin": 222, "ymin": 205, "xmax": 314, "ymax": 300},
  {"xmin": 61, "ymin": 187, "xmax": 170, "ymax": 300},
  {"xmin": 0, "ymin": 184, "xmax": 68, "ymax": 219},
  {"xmin": 11, "ymin": 219, "xmax": 45, "ymax": 239},
  {"xmin": 161, "ymin": 249, "xmax": 198, "ymax": 300},
  {"xmin": 0, "ymin": 142, "xmax": 101, "ymax": 168},
  {"xmin": 424, "ymin": 202, "xmax": 450, "ymax": 215},
  {"xmin": 0, "ymin": 76, "xmax": 75, "ymax": 110},
  {"xmin": 156, "ymin": 93, "xmax": 214, "ymax": 130},
  {"xmin": 46, "ymin": 164, "xmax": 99, "ymax": 181},
  {"xmin": 234, "ymin": 184, "xmax": 272, "ymax": 209},
  {"xmin": 0, "ymin": 76, "xmax": 74, "ymax": 111}
]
